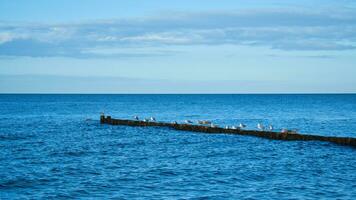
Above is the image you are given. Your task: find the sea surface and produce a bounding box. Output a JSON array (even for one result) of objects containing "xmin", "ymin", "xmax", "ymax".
[{"xmin": 0, "ymin": 94, "xmax": 355, "ymax": 199}]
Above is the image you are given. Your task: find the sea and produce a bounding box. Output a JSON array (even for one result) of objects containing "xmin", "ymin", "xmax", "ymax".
[{"xmin": 0, "ymin": 94, "xmax": 355, "ymax": 199}]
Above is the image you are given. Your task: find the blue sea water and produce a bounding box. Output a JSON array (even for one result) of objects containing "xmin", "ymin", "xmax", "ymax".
[{"xmin": 0, "ymin": 94, "xmax": 355, "ymax": 199}]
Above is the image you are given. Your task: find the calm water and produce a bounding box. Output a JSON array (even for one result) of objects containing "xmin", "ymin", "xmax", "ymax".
[{"xmin": 0, "ymin": 94, "xmax": 355, "ymax": 199}]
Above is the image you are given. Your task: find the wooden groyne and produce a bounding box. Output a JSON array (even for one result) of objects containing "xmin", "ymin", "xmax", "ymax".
[{"xmin": 100, "ymin": 115, "xmax": 356, "ymax": 147}]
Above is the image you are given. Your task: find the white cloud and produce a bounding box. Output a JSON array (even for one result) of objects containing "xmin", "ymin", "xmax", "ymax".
[
  {"xmin": 1, "ymin": 8, "xmax": 356, "ymax": 57},
  {"xmin": 0, "ymin": 32, "xmax": 14, "ymax": 44},
  {"xmin": 120, "ymin": 32, "xmax": 198, "ymax": 44},
  {"xmin": 0, "ymin": 32, "xmax": 27, "ymax": 44}
]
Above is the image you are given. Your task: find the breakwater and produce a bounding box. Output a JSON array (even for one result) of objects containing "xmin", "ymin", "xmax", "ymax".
[{"xmin": 100, "ymin": 115, "xmax": 356, "ymax": 147}]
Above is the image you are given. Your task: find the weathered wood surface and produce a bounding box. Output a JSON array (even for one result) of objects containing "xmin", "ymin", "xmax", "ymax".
[{"xmin": 100, "ymin": 115, "xmax": 356, "ymax": 147}]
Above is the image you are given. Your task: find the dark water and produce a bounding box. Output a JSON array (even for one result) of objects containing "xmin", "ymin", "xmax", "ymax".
[{"xmin": 0, "ymin": 94, "xmax": 355, "ymax": 199}]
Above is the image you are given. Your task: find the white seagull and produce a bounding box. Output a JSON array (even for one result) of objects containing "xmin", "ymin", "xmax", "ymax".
[
  {"xmin": 257, "ymin": 123, "xmax": 265, "ymax": 131},
  {"xmin": 185, "ymin": 120, "xmax": 193, "ymax": 124},
  {"xmin": 239, "ymin": 123, "xmax": 246, "ymax": 129},
  {"xmin": 198, "ymin": 120, "xmax": 212, "ymax": 125},
  {"xmin": 150, "ymin": 117, "xmax": 156, "ymax": 122},
  {"xmin": 281, "ymin": 129, "xmax": 297, "ymax": 134},
  {"xmin": 211, "ymin": 123, "xmax": 218, "ymax": 128},
  {"xmin": 269, "ymin": 125, "xmax": 273, "ymax": 131},
  {"xmin": 134, "ymin": 116, "xmax": 139, "ymax": 120}
]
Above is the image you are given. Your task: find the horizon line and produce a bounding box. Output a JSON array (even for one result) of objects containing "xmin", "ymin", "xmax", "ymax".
[{"xmin": 1, "ymin": 93, "xmax": 355, "ymax": 95}]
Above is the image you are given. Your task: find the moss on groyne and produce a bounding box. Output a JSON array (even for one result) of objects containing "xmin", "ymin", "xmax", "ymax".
[{"xmin": 100, "ymin": 115, "xmax": 356, "ymax": 147}]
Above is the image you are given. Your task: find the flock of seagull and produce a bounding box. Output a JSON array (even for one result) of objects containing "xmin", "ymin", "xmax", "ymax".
[{"xmin": 132, "ymin": 115, "xmax": 290, "ymax": 132}]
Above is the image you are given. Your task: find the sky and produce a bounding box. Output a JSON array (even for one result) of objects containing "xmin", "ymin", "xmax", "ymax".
[{"xmin": 0, "ymin": 0, "xmax": 356, "ymax": 93}]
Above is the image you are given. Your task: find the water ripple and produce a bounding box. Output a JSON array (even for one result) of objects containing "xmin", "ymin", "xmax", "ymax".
[{"xmin": 0, "ymin": 94, "xmax": 355, "ymax": 199}]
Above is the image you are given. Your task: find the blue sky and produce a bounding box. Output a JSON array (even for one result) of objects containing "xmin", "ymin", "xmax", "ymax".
[{"xmin": 0, "ymin": 0, "xmax": 356, "ymax": 93}]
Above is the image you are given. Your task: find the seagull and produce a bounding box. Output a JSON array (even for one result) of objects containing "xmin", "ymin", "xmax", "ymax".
[
  {"xmin": 257, "ymin": 123, "xmax": 265, "ymax": 131},
  {"xmin": 185, "ymin": 120, "xmax": 193, "ymax": 124},
  {"xmin": 281, "ymin": 128, "xmax": 288, "ymax": 133},
  {"xmin": 225, "ymin": 126, "xmax": 230, "ymax": 129},
  {"xmin": 231, "ymin": 126, "xmax": 238, "ymax": 130},
  {"xmin": 150, "ymin": 117, "xmax": 156, "ymax": 122},
  {"xmin": 134, "ymin": 116, "xmax": 139, "ymax": 120},
  {"xmin": 281, "ymin": 128, "xmax": 297, "ymax": 134},
  {"xmin": 143, "ymin": 118, "xmax": 150, "ymax": 122},
  {"xmin": 211, "ymin": 123, "xmax": 218, "ymax": 128},
  {"xmin": 239, "ymin": 123, "xmax": 246, "ymax": 129},
  {"xmin": 172, "ymin": 121, "xmax": 178, "ymax": 125},
  {"xmin": 268, "ymin": 125, "xmax": 273, "ymax": 131},
  {"xmin": 198, "ymin": 120, "xmax": 211, "ymax": 125}
]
